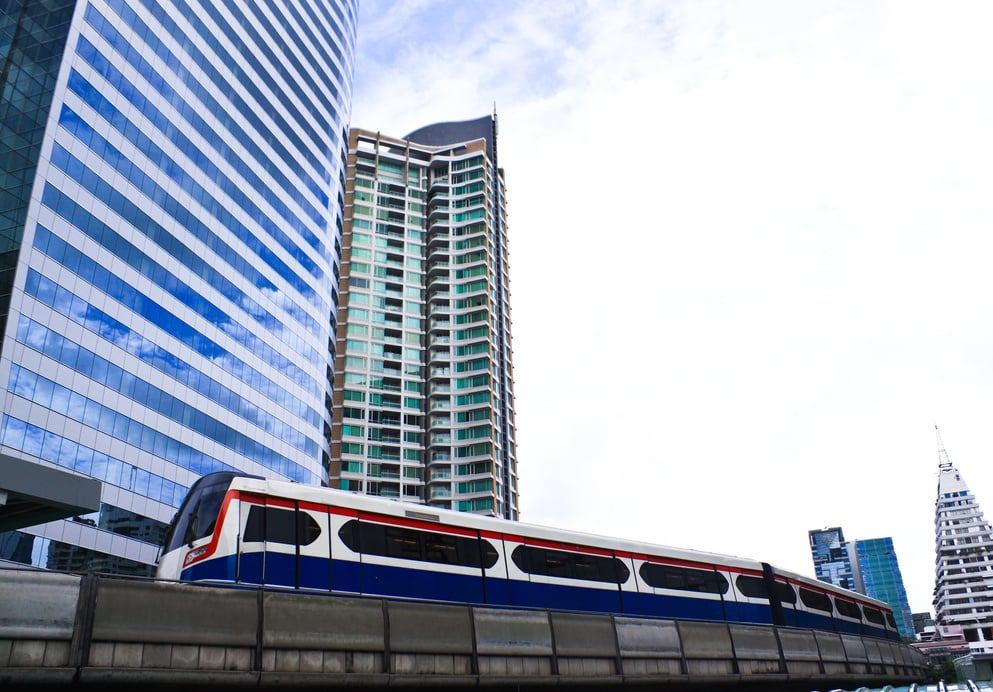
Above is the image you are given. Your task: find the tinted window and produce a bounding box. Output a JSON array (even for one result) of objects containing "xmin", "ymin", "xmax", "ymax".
[
  {"xmin": 798, "ymin": 587, "xmax": 834, "ymax": 613},
  {"xmin": 164, "ymin": 472, "xmax": 236, "ymax": 552},
  {"xmin": 338, "ymin": 519, "xmax": 498, "ymax": 568},
  {"xmin": 511, "ymin": 545, "xmax": 629, "ymax": 584},
  {"xmin": 640, "ymin": 563, "xmax": 728, "ymax": 594},
  {"xmin": 886, "ymin": 611, "xmax": 897, "ymax": 628},
  {"xmin": 863, "ymin": 606, "xmax": 884, "ymax": 625},
  {"xmin": 736, "ymin": 575, "xmax": 797, "ymax": 604},
  {"xmin": 835, "ymin": 598, "xmax": 862, "ymax": 619},
  {"xmin": 244, "ymin": 505, "xmax": 321, "ymax": 546}
]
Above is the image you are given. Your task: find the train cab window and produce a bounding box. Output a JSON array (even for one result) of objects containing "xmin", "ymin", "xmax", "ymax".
[
  {"xmin": 835, "ymin": 598, "xmax": 862, "ymax": 619},
  {"xmin": 736, "ymin": 575, "xmax": 797, "ymax": 603},
  {"xmin": 243, "ymin": 506, "xmax": 321, "ymax": 546},
  {"xmin": 886, "ymin": 612, "xmax": 897, "ymax": 628},
  {"xmin": 798, "ymin": 587, "xmax": 834, "ymax": 613},
  {"xmin": 639, "ymin": 563, "xmax": 729, "ymax": 594},
  {"xmin": 165, "ymin": 474, "xmax": 233, "ymax": 551},
  {"xmin": 337, "ymin": 519, "xmax": 498, "ymax": 568},
  {"xmin": 863, "ymin": 607, "xmax": 885, "ymax": 625},
  {"xmin": 511, "ymin": 545, "xmax": 630, "ymax": 584}
]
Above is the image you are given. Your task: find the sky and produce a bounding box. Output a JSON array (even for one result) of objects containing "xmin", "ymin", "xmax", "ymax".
[{"xmin": 348, "ymin": 0, "xmax": 993, "ymax": 615}]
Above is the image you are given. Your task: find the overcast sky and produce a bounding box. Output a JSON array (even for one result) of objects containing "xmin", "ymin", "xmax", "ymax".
[{"xmin": 349, "ymin": 0, "xmax": 993, "ymax": 615}]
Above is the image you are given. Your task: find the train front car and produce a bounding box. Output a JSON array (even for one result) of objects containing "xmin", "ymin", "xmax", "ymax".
[{"xmin": 157, "ymin": 471, "xmax": 258, "ymax": 582}]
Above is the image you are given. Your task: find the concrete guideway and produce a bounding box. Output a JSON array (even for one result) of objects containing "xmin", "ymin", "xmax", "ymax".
[{"xmin": 0, "ymin": 567, "xmax": 928, "ymax": 690}]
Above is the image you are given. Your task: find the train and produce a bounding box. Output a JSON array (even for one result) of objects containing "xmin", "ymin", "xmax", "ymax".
[{"xmin": 156, "ymin": 471, "xmax": 901, "ymax": 641}]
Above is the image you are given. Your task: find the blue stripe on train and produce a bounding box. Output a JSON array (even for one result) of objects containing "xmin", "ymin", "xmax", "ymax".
[{"xmin": 182, "ymin": 551, "xmax": 896, "ymax": 640}]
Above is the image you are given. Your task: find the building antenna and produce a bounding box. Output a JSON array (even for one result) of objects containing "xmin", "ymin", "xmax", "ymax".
[{"xmin": 935, "ymin": 424, "xmax": 953, "ymax": 467}]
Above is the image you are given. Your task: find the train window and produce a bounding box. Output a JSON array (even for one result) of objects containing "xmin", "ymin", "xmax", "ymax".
[
  {"xmin": 886, "ymin": 611, "xmax": 897, "ymax": 628},
  {"xmin": 511, "ymin": 545, "xmax": 630, "ymax": 584},
  {"xmin": 798, "ymin": 587, "xmax": 833, "ymax": 613},
  {"xmin": 835, "ymin": 598, "xmax": 862, "ymax": 619},
  {"xmin": 243, "ymin": 506, "xmax": 321, "ymax": 546},
  {"xmin": 863, "ymin": 607, "xmax": 885, "ymax": 625},
  {"xmin": 337, "ymin": 519, "xmax": 498, "ymax": 568},
  {"xmin": 735, "ymin": 575, "xmax": 797, "ymax": 603},
  {"xmin": 165, "ymin": 477, "xmax": 228, "ymax": 551},
  {"xmin": 639, "ymin": 563, "xmax": 729, "ymax": 594}
]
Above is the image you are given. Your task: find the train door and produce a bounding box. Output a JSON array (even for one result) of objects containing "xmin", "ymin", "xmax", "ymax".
[
  {"xmin": 480, "ymin": 529, "xmax": 511, "ymax": 606},
  {"xmin": 297, "ymin": 501, "xmax": 330, "ymax": 590},
  {"xmin": 237, "ymin": 497, "xmax": 325, "ymax": 588}
]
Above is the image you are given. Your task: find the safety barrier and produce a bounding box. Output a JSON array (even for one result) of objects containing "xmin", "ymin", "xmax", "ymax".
[{"xmin": 0, "ymin": 568, "xmax": 929, "ymax": 689}]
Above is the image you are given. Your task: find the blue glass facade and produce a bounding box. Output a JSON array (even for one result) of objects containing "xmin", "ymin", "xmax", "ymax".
[
  {"xmin": 855, "ymin": 537, "xmax": 915, "ymax": 640},
  {"xmin": 0, "ymin": 0, "xmax": 357, "ymax": 574}
]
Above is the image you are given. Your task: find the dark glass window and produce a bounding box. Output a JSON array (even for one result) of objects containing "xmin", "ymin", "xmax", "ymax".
[
  {"xmin": 243, "ymin": 506, "xmax": 321, "ymax": 546},
  {"xmin": 338, "ymin": 519, "xmax": 498, "ymax": 569},
  {"xmin": 735, "ymin": 575, "xmax": 797, "ymax": 604},
  {"xmin": 886, "ymin": 611, "xmax": 897, "ymax": 628},
  {"xmin": 639, "ymin": 563, "xmax": 729, "ymax": 594},
  {"xmin": 164, "ymin": 472, "xmax": 240, "ymax": 552},
  {"xmin": 863, "ymin": 606, "xmax": 885, "ymax": 625},
  {"xmin": 511, "ymin": 545, "xmax": 629, "ymax": 584},
  {"xmin": 798, "ymin": 587, "xmax": 834, "ymax": 613},
  {"xmin": 835, "ymin": 598, "xmax": 862, "ymax": 619}
]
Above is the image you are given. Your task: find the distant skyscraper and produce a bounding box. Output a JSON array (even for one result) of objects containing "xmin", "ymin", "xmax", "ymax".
[
  {"xmin": 331, "ymin": 115, "xmax": 519, "ymax": 519},
  {"xmin": 933, "ymin": 431, "xmax": 993, "ymax": 655},
  {"xmin": 810, "ymin": 526, "xmax": 915, "ymax": 640},
  {"xmin": 0, "ymin": 0, "xmax": 357, "ymax": 574},
  {"xmin": 854, "ymin": 537, "xmax": 915, "ymax": 640},
  {"xmin": 809, "ymin": 526, "xmax": 857, "ymax": 590}
]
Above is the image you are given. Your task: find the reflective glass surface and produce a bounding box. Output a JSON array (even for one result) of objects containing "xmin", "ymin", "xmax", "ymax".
[{"xmin": 0, "ymin": 0, "xmax": 357, "ymax": 574}]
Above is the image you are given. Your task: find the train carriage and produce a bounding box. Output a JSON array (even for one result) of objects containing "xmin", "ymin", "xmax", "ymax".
[{"xmin": 157, "ymin": 472, "xmax": 901, "ymax": 642}]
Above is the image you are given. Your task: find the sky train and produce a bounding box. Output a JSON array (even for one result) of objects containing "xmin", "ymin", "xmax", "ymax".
[{"xmin": 157, "ymin": 472, "xmax": 901, "ymax": 641}]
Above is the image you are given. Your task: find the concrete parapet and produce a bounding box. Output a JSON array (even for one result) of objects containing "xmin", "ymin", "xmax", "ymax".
[
  {"xmin": 92, "ymin": 579, "xmax": 256, "ymax": 646},
  {"xmin": 0, "ymin": 570, "xmax": 80, "ymax": 640},
  {"xmin": 614, "ymin": 617, "xmax": 682, "ymax": 660},
  {"xmin": 777, "ymin": 627, "xmax": 823, "ymax": 677},
  {"xmin": 473, "ymin": 607, "xmax": 552, "ymax": 656},
  {"xmin": 264, "ymin": 591, "xmax": 383, "ymax": 651},
  {"xmin": 549, "ymin": 611, "xmax": 617, "ymax": 658},
  {"xmin": 729, "ymin": 624, "xmax": 783, "ymax": 675},
  {"xmin": 387, "ymin": 601, "xmax": 473, "ymax": 655},
  {"xmin": 677, "ymin": 620, "xmax": 735, "ymax": 675},
  {"xmin": 841, "ymin": 633, "xmax": 871, "ymax": 673},
  {"xmin": 0, "ymin": 568, "xmax": 930, "ymax": 689}
]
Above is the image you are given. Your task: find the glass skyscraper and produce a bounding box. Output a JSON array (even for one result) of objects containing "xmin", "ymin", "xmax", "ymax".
[
  {"xmin": 809, "ymin": 526, "xmax": 915, "ymax": 640},
  {"xmin": 0, "ymin": 0, "xmax": 357, "ymax": 574},
  {"xmin": 854, "ymin": 537, "xmax": 914, "ymax": 640},
  {"xmin": 809, "ymin": 526, "xmax": 856, "ymax": 590},
  {"xmin": 330, "ymin": 116, "xmax": 519, "ymax": 520}
]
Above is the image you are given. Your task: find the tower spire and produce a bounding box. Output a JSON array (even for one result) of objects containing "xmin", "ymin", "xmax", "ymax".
[{"xmin": 935, "ymin": 424, "xmax": 952, "ymax": 468}]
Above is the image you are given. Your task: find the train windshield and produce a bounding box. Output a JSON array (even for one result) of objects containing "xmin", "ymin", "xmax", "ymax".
[{"xmin": 162, "ymin": 472, "xmax": 251, "ymax": 553}]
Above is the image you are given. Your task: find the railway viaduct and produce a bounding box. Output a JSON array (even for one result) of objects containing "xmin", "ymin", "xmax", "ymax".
[{"xmin": 0, "ymin": 566, "xmax": 929, "ymax": 691}]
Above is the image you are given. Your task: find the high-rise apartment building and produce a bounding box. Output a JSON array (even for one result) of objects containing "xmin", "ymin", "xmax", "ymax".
[
  {"xmin": 0, "ymin": 0, "xmax": 357, "ymax": 574},
  {"xmin": 809, "ymin": 526, "xmax": 856, "ymax": 590},
  {"xmin": 331, "ymin": 116, "xmax": 519, "ymax": 519},
  {"xmin": 933, "ymin": 441, "xmax": 993, "ymax": 655},
  {"xmin": 854, "ymin": 537, "xmax": 915, "ymax": 640}
]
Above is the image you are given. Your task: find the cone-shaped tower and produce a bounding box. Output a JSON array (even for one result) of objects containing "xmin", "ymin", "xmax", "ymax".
[{"xmin": 933, "ymin": 427, "xmax": 993, "ymax": 654}]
